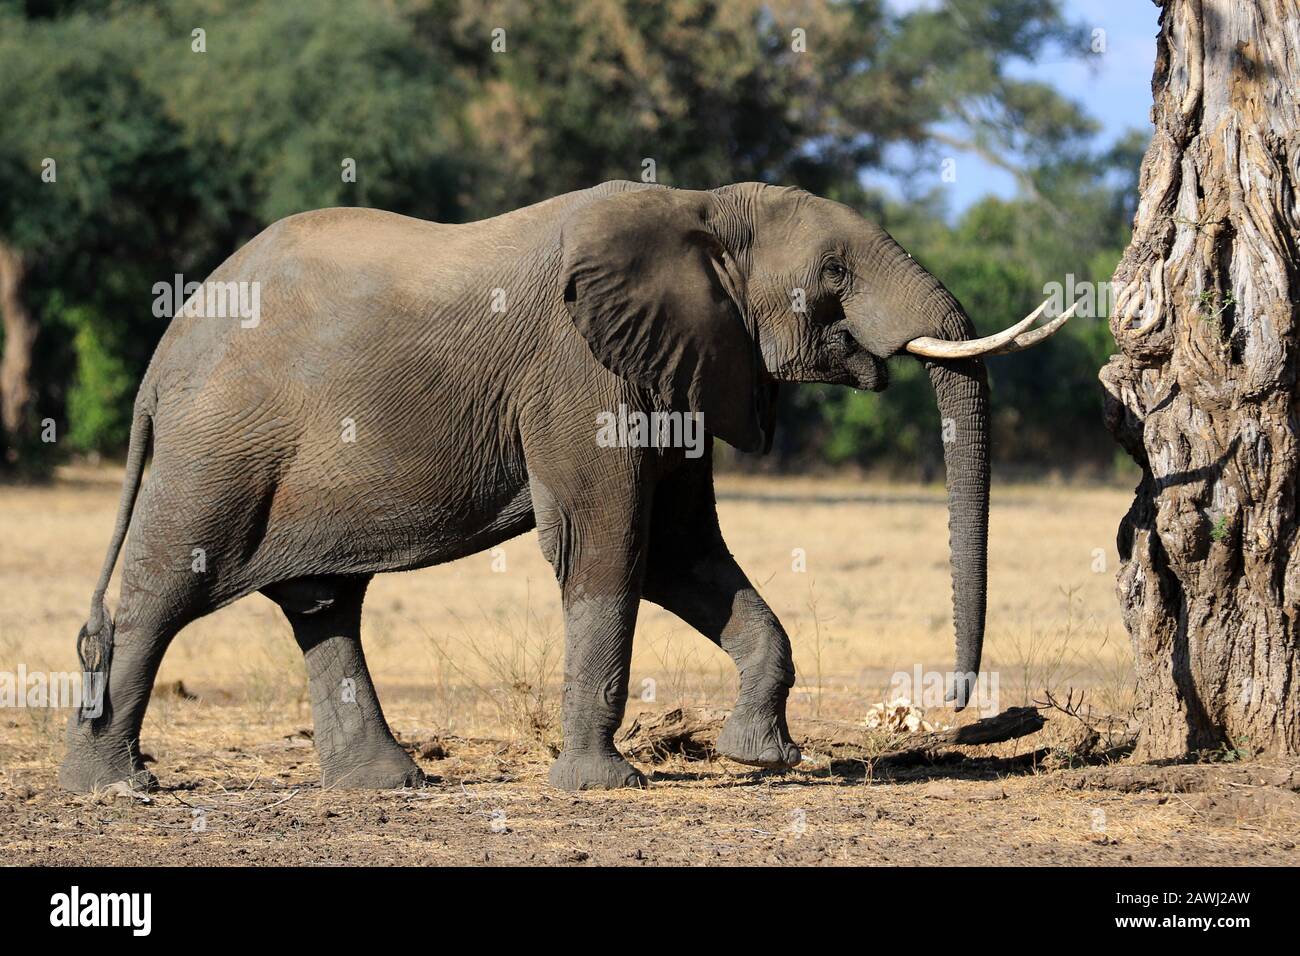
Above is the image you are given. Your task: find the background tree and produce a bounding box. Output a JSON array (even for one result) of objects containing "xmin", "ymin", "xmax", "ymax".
[
  {"xmin": 1102, "ymin": 0, "xmax": 1299, "ymax": 756},
  {"xmin": 0, "ymin": 9, "xmax": 190, "ymax": 469},
  {"xmin": 0, "ymin": 0, "xmax": 1143, "ymax": 481},
  {"xmin": 0, "ymin": 0, "xmax": 465, "ymax": 469}
]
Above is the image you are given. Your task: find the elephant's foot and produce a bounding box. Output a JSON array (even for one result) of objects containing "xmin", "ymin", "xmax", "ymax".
[
  {"xmin": 60, "ymin": 726, "xmax": 157, "ymax": 793},
  {"xmin": 548, "ymin": 748, "xmax": 647, "ymax": 791},
  {"xmin": 717, "ymin": 707, "xmax": 801, "ymax": 769},
  {"xmin": 319, "ymin": 740, "xmax": 430, "ymax": 790}
]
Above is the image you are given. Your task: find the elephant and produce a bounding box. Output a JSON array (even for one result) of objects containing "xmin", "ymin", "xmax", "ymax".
[{"xmin": 59, "ymin": 180, "xmax": 1075, "ymax": 793}]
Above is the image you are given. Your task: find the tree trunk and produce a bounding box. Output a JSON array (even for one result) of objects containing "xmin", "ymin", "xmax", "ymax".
[
  {"xmin": 1101, "ymin": 0, "xmax": 1300, "ymax": 758},
  {"xmin": 0, "ymin": 241, "xmax": 38, "ymax": 462}
]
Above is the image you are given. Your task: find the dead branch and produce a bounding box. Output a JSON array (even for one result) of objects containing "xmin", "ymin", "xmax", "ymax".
[{"xmin": 617, "ymin": 706, "xmax": 1047, "ymax": 767}]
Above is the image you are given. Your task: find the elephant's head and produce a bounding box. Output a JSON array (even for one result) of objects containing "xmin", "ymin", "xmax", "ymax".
[{"xmin": 561, "ymin": 182, "xmax": 1076, "ymax": 709}]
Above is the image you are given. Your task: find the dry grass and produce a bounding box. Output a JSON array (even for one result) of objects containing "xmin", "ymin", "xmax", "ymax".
[
  {"xmin": 1, "ymin": 465, "xmax": 1296, "ymax": 866},
  {"xmin": 0, "ymin": 465, "xmax": 1134, "ymax": 736}
]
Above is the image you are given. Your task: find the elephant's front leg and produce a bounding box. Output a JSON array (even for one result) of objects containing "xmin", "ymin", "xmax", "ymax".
[
  {"xmin": 530, "ymin": 474, "xmax": 649, "ymax": 791},
  {"xmin": 644, "ymin": 548, "xmax": 801, "ymax": 769},
  {"xmin": 642, "ymin": 455, "xmax": 800, "ymax": 769}
]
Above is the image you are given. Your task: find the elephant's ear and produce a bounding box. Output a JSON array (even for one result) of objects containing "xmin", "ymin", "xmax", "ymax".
[{"xmin": 561, "ymin": 188, "xmax": 767, "ymax": 452}]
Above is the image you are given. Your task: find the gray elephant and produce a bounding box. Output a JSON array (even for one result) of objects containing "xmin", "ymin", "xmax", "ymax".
[{"xmin": 60, "ymin": 181, "xmax": 1074, "ymax": 793}]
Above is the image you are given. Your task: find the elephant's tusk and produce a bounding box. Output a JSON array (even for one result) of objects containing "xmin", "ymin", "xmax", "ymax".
[
  {"xmin": 984, "ymin": 298, "xmax": 1083, "ymax": 354},
  {"xmin": 905, "ymin": 297, "xmax": 1081, "ymax": 359}
]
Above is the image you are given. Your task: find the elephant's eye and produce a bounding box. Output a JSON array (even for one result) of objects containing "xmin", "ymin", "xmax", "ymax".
[{"xmin": 823, "ymin": 260, "xmax": 848, "ymax": 283}]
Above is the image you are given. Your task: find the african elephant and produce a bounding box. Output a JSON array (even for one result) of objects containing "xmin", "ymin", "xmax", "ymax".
[{"xmin": 60, "ymin": 180, "xmax": 1074, "ymax": 793}]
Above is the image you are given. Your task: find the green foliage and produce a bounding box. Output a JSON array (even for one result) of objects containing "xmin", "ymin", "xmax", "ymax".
[
  {"xmin": 0, "ymin": 0, "xmax": 1144, "ymax": 475},
  {"xmin": 442, "ymin": 0, "xmax": 1095, "ymax": 212},
  {"xmin": 147, "ymin": 0, "xmax": 464, "ymax": 225},
  {"xmin": 781, "ymin": 363, "xmax": 939, "ymax": 477},
  {"xmin": 63, "ymin": 308, "xmax": 135, "ymax": 454},
  {"xmin": 1199, "ymin": 737, "xmax": 1251, "ymax": 763},
  {"xmin": 1195, "ymin": 289, "xmax": 1236, "ymax": 344}
]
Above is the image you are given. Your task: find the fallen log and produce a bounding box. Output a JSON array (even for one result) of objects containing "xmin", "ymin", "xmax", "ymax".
[{"xmin": 617, "ymin": 706, "xmax": 1046, "ymax": 767}]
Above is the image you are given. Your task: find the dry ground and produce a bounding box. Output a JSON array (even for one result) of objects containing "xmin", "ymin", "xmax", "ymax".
[{"xmin": 2, "ymin": 467, "xmax": 1297, "ymax": 866}]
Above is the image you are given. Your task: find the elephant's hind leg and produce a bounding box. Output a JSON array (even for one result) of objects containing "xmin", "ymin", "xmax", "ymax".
[
  {"xmin": 266, "ymin": 575, "xmax": 426, "ymax": 790},
  {"xmin": 59, "ymin": 579, "xmax": 201, "ymax": 792},
  {"xmin": 642, "ymin": 457, "xmax": 801, "ymax": 769},
  {"xmin": 61, "ymin": 459, "xmax": 263, "ymax": 792}
]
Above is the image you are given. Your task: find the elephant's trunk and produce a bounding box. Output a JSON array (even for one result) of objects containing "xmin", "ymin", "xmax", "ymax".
[
  {"xmin": 902, "ymin": 287, "xmax": 1081, "ymax": 707},
  {"xmin": 868, "ymin": 248, "xmax": 992, "ymax": 711},
  {"xmin": 925, "ymin": 350, "xmax": 989, "ymax": 710},
  {"xmin": 844, "ymin": 227, "xmax": 1055, "ymax": 711}
]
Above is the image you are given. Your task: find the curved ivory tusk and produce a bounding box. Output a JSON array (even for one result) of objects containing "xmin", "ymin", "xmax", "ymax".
[
  {"xmin": 983, "ymin": 298, "xmax": 1083, "ymax": 355},
  {"xmin": 904, "ymin": 297, "xmax": 1080, "ymax": 359}
]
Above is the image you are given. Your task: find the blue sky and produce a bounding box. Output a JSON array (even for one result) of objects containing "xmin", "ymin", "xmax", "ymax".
[{"xmin": 881, "ymin": 0, "xmax": 1161, "ymax": 213}]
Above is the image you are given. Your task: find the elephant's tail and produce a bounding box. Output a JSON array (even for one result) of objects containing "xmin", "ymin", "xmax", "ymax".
[{"xmin": 76, "ymin": 404, "xmax": 153, "ymax": 723}]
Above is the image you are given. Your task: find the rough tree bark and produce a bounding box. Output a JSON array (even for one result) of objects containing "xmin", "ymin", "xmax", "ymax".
[
  {"xmin": 1101, "ymin": 0, "xmax": 1300, "ymax": 758},
  {"xmin": 0, "ymin": 241, "xmax": 38, "ymax": 462}
]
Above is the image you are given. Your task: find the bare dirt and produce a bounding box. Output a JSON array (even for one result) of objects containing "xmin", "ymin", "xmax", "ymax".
[
  {"xmin": 4, "ymin": 709, "xmax": 1299, "ymax": 865},
  {"xmin": 3, "ymin": 469, "xmax": 1298, "ymax": 866}
]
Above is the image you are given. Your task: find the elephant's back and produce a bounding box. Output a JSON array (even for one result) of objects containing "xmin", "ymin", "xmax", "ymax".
[
  {"xmin": 136, "ymin": 201, "xmax": 557, "ymax": 499},
  {"xmin": 143, "ymin": 184, "xmax": 658, "ymax": 405},
  {"xmin": 144, "ymin": 207, "xmax": 512, "ymax": 410},
  {"xmin": 138, "ymin": 184, "xmax": 662, "ymax": 453},
  {"xmin": 137, "ymin": 204, "xmax": 553, "ymax": 567}
]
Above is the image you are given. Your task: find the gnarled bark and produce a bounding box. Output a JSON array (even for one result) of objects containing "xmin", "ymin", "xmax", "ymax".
[{"xmin": 1101, "ymin": 0, "xmax": 1300, "ymax": 758}]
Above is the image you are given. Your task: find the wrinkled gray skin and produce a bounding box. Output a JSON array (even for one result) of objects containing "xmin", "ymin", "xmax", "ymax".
[{"xmin": 60, "ymin": 181, "xmax": 988, "ymax": 793}]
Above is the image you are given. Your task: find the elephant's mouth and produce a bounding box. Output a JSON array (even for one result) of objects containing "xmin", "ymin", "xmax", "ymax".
[
  {"xmin": 845, "ymin": 348, "xmax": 888, "ymax": 392},
  {"xmin": 818, "ymin": 326, "xmax": 888, "ymax": 391}
]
